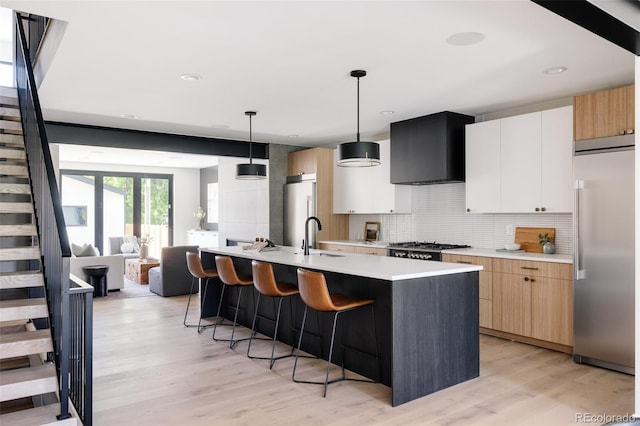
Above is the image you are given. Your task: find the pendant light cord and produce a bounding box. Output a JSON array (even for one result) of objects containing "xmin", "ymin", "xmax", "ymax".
[
  {"xmin": 249, "ymin": 114, "xmax": 253, "ymax": 164},
  {"xmin": 356, "ymin": 75, "xmax": 360, "ymax": 143}
]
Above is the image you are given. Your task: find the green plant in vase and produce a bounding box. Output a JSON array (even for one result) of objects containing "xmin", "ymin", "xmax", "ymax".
[{"xmin": 538, "ymin": 233, "xmax": 555, "ymax": 254}]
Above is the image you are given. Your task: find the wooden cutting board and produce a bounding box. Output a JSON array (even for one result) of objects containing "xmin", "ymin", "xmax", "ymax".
[{"xmin": 514, "ymin": 227, "xmax": 555, "ymax": 253}]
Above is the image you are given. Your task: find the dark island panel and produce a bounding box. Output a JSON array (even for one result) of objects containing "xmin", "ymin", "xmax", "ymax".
[{"xmin": 391, "ymin": 272, "xmax": 479, "ymax": 406}]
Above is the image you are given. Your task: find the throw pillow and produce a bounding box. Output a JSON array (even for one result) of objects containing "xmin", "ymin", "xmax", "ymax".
[
  {"xmin": 123, "ymin": 235, "xmax": 140, "ymax": 253},
  {"xmin": 71, "ymin": 243, "xmax": 85, "ymax": 257},
  {"xmin": 120, "ymin": 242, "xmax": 134, "ymax": 253},
  {"xmin": 77, "ymin": 243, "xmax": 97, "ymax": 257}
]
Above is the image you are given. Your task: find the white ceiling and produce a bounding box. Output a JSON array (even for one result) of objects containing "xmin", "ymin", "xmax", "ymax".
[{"xmin": 0, "ymin": 0, "xmax": 636, "ymax": 164}]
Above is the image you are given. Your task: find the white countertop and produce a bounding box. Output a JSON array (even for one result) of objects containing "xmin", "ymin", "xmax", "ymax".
[
  {"xmin": 319, "ymin": 240, "xmax": 389, "ymax": 248},
  {"xmin": 201, "ymin": 245, "xmax": 482, "ymax": 281},
  {"xmin": 441, "ymin": 247, "xmax": 573, "ymax": 264},
  {"xmin": 320, "ymin": 240, "xmax": 572, "ymax": 264}
]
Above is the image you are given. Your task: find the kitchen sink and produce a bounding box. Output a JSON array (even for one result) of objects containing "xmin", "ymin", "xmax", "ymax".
[{"xmin": 318, "ymin": 253, "xmax": 345, "ymax": 258}]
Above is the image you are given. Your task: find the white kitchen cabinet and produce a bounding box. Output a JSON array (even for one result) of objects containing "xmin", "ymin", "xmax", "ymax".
[
  {"xmin": 540, "ymin": 106, "xmax": 573, "ymax": 213},
  {"xmin": 466, "ymin": 106, "xmax": 573, "ymax": 214},
  {"xmin": 187, "ymin": 230, "xmax": 219, "ymax": 247},
  {"xmin": 500, "ymin": 111, "xmax": 542, "ymax": 213},
  {"xmin": 465, "ymin": 120, "xmax": 501, "ymax": 213},
  {"xmin": 333, "ymin": 139, "xmax": 411, "ymax": 214}
]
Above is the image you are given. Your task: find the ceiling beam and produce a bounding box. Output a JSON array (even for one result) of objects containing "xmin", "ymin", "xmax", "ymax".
[{"xmin": 531, "ymin": 0, "xmax": 640, "ymax": 56}]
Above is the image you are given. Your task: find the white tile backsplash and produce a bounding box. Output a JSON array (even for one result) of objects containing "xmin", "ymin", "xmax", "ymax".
[{"xmin": 349, "ymin": 182, "xmax": 573, "ymax": 254}]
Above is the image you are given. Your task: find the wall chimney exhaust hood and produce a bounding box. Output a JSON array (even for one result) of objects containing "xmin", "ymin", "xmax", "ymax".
[{"xmin": 390, "ymin": 111, "xmax": 474, "ymax": 185}]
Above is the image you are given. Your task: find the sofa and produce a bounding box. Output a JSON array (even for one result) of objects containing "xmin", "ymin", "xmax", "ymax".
[
  {"xmin": 108, "ymin": 236, "xmax": 141, "ymax": 267},
  {"xmin": 148, "ymin": 245, "xmax": 199, "ymax": 297},
  {"xmin": 69, "ymin": 254, "xmax": 125, "ymax": 291}
]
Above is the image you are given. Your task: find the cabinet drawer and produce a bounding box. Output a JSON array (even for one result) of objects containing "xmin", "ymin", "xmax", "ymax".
[
  {"xmin": 352, "ymin": 246, "xmax": 387, "ymax": 256},
  {"xmin": 318, "ymin": 243, "xmax": 355, "ymax": 253},
  {"xmin": 492, "ymin": 258, "xmax": 571, "ymax": 279},
  {"xmin": 443, "ymin": 254, "xmax": 492, "ymax": 271}
]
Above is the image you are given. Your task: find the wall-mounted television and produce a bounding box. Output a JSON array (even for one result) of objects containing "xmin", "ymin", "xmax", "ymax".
[{"xmin": 62, "ymin": 205, "xmax": 88, "ymax": 226}]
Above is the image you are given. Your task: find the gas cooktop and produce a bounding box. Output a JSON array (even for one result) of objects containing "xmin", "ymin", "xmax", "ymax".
[{"xmin": 388, "ymin": 241, "xmax": 470, "ymax": 251}]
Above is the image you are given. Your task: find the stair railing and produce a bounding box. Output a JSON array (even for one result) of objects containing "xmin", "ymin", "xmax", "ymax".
[{"xmin": 13, "ymin": 12, "xmax": 93, "ymax": 425}]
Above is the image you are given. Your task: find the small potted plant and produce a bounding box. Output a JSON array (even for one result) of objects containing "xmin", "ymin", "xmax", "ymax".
[{"xmin": 538, "ymin": 233, "xmax": 555, "ymax": 254}]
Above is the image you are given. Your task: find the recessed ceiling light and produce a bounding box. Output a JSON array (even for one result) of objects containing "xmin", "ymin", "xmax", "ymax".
[
  {"xmin": 380, "ymin": 110, "xmax": 395, "ymax": 115},
  {"xmin": 180, "ymin": 74, "xmax": 202, "ymax": 81},
  {"xmin": 543, "ymin": 66, "xmax": 567, "ymax": 75},
  {"xmin": 211, "ymin": 124, "xmax": 230, "ymax": 129},
  {"xmin": 446, "ymin": 32, "xmax": 485, "ymax": 46},
  {"xmin": 120, "ymin": 114, "xmax": 137, "ymax": 119}
]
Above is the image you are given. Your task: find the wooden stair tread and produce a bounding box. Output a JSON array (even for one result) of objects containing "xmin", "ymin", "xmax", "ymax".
[
  {"xmin": 0, "ymin": 120, "xmax": 22, "ymax": 135},
  {"xmin": 0, "ymin": 298, "xmax": 48, "ymax": 322},
  {"xmin": 0, "ymin": 320, "xmax": 28, "ymax": 335},
  {"xmin": 0, "ymin": 356, "xmax": 30, "ymax": 371},
  {"xmin": 0, "ymin": 165, "xmax": 28, "ymax": 177},
  {"xmin": 0, "ymin": 96, "xmax": 19, "ymax": 108},
  {"xmin": 0, "ymin": 247, "xmax": 40, "ymax": 262},
  {"xmin": 0, "ymin": 202, "xmax": 33, "ymax": 213},
  {"xmin": 0, "ymin": 224, "xmax": 37, "ymax": 237},
  {"xmin": 0, "ymin": 183, "xmax": 30, "ymax": 194},
  {"xmin": 0, "ymin": 107, "xmax": 20, "ymax": 120},
  {"xmin": 0, "ymin": 402, "xmax": 75, "ymax": 426},
  {"xmin": 0, "ymin": 364, "xmax": 57, "ymax": 402},
  {"xmin": 0, "ymin": 87, "xmax": 18, "ymax": 99},
  {"xmin": 0, "ymin": 330, "xmax": 52, "ymax": 359},
  {"xmin": 0, "ymin": 150, "xmax": 26, "ymax": 162},
  {"xmin": 0, "ymin": 271, "xmax": 43, "ymax": 290},
  {"xmin": 0, "ymin": 134, "xmax": 24, "ymax": 147}
]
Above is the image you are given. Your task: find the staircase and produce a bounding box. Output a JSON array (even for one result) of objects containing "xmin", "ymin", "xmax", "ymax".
[{"xmin": 0, "ymin": 86, "xmax": 75, "ymax": 425}]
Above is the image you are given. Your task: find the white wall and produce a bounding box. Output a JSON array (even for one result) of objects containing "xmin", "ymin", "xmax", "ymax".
[
  {"xmin": 217, "ymin": 156, "xmax": 269, "ymax": 246},
  {"xmin": 59, "ymin": 160, "xmax": 199, "ymax": 246},
  {"xmin": 349, "ymin": 183, "xmax": 573, "ymax": 254}
]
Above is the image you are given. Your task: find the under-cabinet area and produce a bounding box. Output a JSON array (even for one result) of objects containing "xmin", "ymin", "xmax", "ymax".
[{"xmin": 443, "ymin": 252, "xmax": 573, "ymax": 353}]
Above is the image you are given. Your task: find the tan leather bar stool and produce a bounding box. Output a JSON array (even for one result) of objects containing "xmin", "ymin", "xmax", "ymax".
[
  {"xmin": 184, "ymin": 252, "xmax": 218, "ymax": 332},
  {"xmin": 293, "ymin": 268, "xmax": 379, "ymax": 397},
  {"xmin": 213, "ymin": 256, "xmax": 254, "ymax": 348},
  {"xmin": 247, "ymin": 260, "xmax": 301, "ymax": 368}
]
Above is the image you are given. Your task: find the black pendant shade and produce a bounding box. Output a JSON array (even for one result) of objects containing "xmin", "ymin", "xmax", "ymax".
[
  {"xmin": 337, "ymin": 70, "xmax": 381, "ymax": 167},
  {"xmin": 337, "ymin": 141, "xmax": 380, "ymax": 167},
  {"xmin": 236, "ymin": 111, "xmax": 267, "ymax": 180}
]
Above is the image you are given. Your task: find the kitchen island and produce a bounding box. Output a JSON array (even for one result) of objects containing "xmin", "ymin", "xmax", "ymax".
[{"xmin": 199, "ymin": 245, "xmax": 482, "ymax": 406}]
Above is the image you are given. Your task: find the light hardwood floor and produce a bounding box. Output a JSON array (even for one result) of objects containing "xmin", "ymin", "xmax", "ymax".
[{"xmin": 92, "ymin": 293, "xmax": 634, "ymax": 425}]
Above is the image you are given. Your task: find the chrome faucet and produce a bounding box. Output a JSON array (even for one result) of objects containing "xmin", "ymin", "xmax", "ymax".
[{"xmin": 303, "ymin": 216, "xmax": 322, "ymax": 255}]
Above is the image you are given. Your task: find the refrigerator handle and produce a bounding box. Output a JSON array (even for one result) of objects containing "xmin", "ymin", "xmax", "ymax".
[{"xmin": 574, "ymin": 180, "xmax": 584, "ymax": 280}]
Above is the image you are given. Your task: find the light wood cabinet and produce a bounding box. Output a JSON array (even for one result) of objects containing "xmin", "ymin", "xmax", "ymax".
[
  {"xmin": 352, "ymin": 246, "xmax": 387, "ymax": 256},
  {"xmin": 442, "ymin": 254, "xmax": 493, "ymax": 328},
  {"xmin": 319, "ymin": 243, "xmax": 387, "ymax": 256},
  {"xmin": 574, "ymin": 84, "xmax": 635, "ymax": 140},
  {"xmin": 318, "ymin": 243, "xmax": 355, "ymax": 253},
  {"xmin": 287, "ymin": 149, "xmax": 318, "ymax": 176},
  {"xmin": 466, "ymin": 106, "xmax": 573, "ymax": 213},
  {"xmin": 333, "ymin": 140, "xmax": 411, "ymax": 214},
  {"xmin": 492, "ymin": 258, "xmax": 573, "ymax": 348},
  {"xmin": 287, "ymin": 148, "xmax": 348, "ymax": 243}
]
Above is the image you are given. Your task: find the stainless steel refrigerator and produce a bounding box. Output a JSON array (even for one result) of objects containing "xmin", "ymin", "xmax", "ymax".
[
  {"xmin": 573, "ymin": 134, "xmax": 635, "ymax": 374},
  {"xmin": 284, "ymin": 174, "xmax": 317, "ymax": 249}
]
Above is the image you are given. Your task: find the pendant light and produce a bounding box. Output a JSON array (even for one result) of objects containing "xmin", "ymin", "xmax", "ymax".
[
  {"xmin": 337, "ymin": 70, "xmax": 380, "ymax": 167},
  {"xmin": 236, "ymin": 111, "xmax": 267, "ymax": 180}
]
